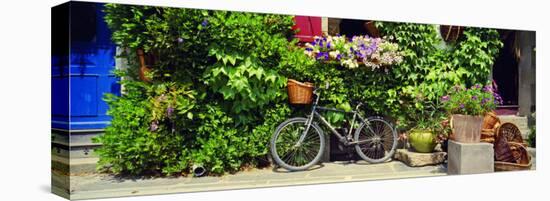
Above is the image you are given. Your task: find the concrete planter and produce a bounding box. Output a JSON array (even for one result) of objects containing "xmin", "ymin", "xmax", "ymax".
[{"xmin": 451, "ymin": 114, "xmax": 483, "ymax": 143}]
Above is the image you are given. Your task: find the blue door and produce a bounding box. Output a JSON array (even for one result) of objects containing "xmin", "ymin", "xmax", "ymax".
[{"xmin": 52, "ymin": 2, "xmax": 120, "ymax": 130}]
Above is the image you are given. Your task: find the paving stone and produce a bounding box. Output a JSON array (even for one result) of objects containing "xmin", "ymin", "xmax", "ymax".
[
  {"xmin": 65, "ymin": 161, "xmax": 448, "ymax": 200},
  {"xmin": 393, "ymin": 149, "xmax": 447, "ymax": 167}
]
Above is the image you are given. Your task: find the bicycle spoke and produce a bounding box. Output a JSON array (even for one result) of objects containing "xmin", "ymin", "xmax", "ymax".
[
  {"xmin": 354, "ymin": 118, "xmax": 397, "ymax": 163},
  {"xmin": 271, "ymin": 118, "xmax": 324, "ymax": 170}
]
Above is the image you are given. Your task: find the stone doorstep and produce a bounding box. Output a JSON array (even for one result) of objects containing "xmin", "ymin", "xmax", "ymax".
[
  {"xmin": 393, "ymin": 149, "xmax": 447, "ymax": 167},
  {"xmin": 52, "ymin": 154, "xmax": 99, "ymax": 175}
]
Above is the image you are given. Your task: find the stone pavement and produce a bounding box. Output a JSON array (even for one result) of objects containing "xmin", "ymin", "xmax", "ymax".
[{"xmin": 56, "ymin": 161, "xmax": 447, "ymax": 200}]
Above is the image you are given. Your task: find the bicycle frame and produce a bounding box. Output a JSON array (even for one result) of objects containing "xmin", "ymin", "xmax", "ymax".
[{"xmin": 296, "ymin": 88, "xmax": 373, "ymax": 147}]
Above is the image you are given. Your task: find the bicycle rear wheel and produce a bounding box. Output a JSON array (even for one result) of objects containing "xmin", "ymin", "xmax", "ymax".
[
  {"xmin": 270, "ymin": 117, "xmax": 325, "ymax": 171},
  {"xmin": 354, "ymin": 116, "xmax": 397, "ymax": 163}
]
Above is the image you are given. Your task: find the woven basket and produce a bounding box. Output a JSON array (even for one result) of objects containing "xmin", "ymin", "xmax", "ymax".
[
  {"xmin": 496, "ymin": 122, "xmax": 525, "ymax": 145},
  {"xmin": 480, "ymin": 128, "xmax": 495, "ymax": 143},
  {"xmin": 482, "ymin": 111, "xmax": 500, "ymax": 129},
  {"xmin": 495, "ymin": 159, "xmax": 532, "ymax": 171},
  {"xmin": 287, "ymin": 79, "xmax": 314, "ymax": 104},
  {"xmin": 494, "ymin": 133, "xmax": 515, "ymax": 162},
  {"xmin": 495, "ymin": 143, "xmax": 532, "ymax": 171}
]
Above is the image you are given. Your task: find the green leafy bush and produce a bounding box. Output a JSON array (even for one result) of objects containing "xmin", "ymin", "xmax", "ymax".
[
  {"xmin": 373, "ymin": 22, "xmax": 503, "ymax": 129},
  {"xmin": 94, "ymin": 78, "xmax": 196, "ymax": 175},
  {"xmin": 96, "ymin": 4, "xmax": 296, "ymax": 175},
  {"xmin": 97, "ymin": 3, "xmax": 504, "ymax": 175}
]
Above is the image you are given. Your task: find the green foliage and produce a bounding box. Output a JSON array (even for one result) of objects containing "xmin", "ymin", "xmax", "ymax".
[
  {"xmin": 373, "ymin": 22, "xmax": 503, "ymax": 129},
  {"xmin": 189, "ymin": 103, "xmax": 290, "ymax": 174},
  {"xmin": 410, "ymin": 100, "xmax": 447, "ymax": 133},
  {"xmin": 98, "ymin": 3, "xmax": 504, "ymax": 175},
  {"xmin": 93, "ymin": 79, "xmax": 196, "ymax": 175},
  {"xmin": 97, "ymin": 4, "xmax": 296, "ymax": 175}
]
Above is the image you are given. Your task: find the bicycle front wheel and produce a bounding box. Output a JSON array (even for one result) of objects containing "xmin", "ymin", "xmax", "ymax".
[
  {"xmin": 270, "ymin": 117, "xmax": 325, "ymax": 171},
  {"xmin": 354, "ymin": 116, "xmax": 397, "ymax": 163}
]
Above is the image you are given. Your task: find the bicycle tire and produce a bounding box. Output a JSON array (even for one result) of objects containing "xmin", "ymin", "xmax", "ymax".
[
  {"xmin": 354, "ymin": 116, "xmax": 397, "ymax": 163},
  {"xmin": 270, "ymin": 117, "xmax": 325, "ymax": 171}
]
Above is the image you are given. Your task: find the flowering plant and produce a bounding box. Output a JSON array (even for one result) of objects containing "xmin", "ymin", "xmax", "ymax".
[
  {"xmin": 304, "ymin": 35, "xmax": 403, "ymax": 69},
  {"xmin": 441, "ymin": 84, "xmax": 503, "ymax": 116}
]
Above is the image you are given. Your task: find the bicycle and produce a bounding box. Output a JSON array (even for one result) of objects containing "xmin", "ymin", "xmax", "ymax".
[{"xmin": 270, "ymin": 82, "xmax": 398, "ymax": 171}]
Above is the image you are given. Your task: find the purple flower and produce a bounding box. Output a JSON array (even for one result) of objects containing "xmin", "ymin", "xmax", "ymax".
[
  {"xmin": 366, "ymin": 48, "xmax": 373, "ymax": 55},
  {"xmin": 150, "ymin": 121, "xmax": 159, "ymax": 132},
  {"xmin": 177, "ymin": 37, "xmax": 184, "ymax": 43},
  {"xmin": 336, "ymin": 54, "xmax": 342, "ymax": 61},
  {"xmin": 472, "ymin": 96, "xmax": 478, "ymax": 100},
  {"xmin": 326, "ymin": 42, "xmax": 332, "ymax": 49},
  {"xmin": 481, "ymin": 98, "xmax": 490, "ymax": 105},
  {"xmin": 473, "ymin": 84, "xmax": 481, "ymax": 89},
  {"xmin": 305, "ymin": 47, "xmax": 313, "ymax": 52},
  {"xmin": 316, "ymin": 52, "xmax": 329, "ymax": 60},
  {"xmin": 459, "ymin": 104, "xmax": 465, "ymax": 109},
  {"xmin": 166, "ymin": 106, "xmax": 174, "ymax": 117},
  {"xmin": 201, "ymin": 19, "xmax": 209, "ymax": 27},
  {"xmin": 483, "ymin": 85, "xmax": 492, "ymax": 92},
  {"xmin": 441, "ymin": 95, "xmax": 450, "ymax": 102},
  {"xmin": 311, "ymin": 41, "xmax": 317, "ymax": 46},
  {"xmin": 316, "ymin": 52, "xmax": 324, "ymax": 59},
  {"xmin": 494, "ymin": 93, "xmax": 503, "ymax": 105}
]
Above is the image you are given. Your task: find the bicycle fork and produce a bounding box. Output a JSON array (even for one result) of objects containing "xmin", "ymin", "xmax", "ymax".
[{"xmin": 294, "ymin": 109, "xmax": 317, "ymax": 147}]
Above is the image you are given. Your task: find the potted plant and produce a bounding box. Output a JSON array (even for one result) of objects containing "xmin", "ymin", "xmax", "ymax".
[
  {"xmin": 408, "ymin": 101, "xmax": 447, "ymax": 153},
  {"xmin": 441, "ymin": 84, "xmax": 500, "ymax": 143}
]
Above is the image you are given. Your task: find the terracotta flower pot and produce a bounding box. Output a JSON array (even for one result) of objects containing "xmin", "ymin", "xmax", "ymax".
[
  {"xmin": 136, "ymin": 48, "xmax": 152, "ymax": 82},
  {"xmin": 409, "ymin": 130, "xmax": 436, "ymax": 153},
  {"xmin": 451, "ymin": 114, "xmax": 483, "ymax": 143}
]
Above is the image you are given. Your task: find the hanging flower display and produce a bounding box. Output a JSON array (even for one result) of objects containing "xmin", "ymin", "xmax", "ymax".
[{"xmin": 304, "ymin": 35, "xmax": 403, "ymax": 69}]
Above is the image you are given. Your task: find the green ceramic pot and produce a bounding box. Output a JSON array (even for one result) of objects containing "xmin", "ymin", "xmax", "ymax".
[{"xmin": 409, "ymin": 130, "xmax": 436, "ymax": 153}]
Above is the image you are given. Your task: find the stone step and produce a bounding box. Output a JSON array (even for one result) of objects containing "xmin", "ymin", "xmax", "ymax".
[
  {"xmin": 52, "ymin": 143, "xmax": 101, "ymax": 158},
  {"xmin": 52, "ymin": 129, "xmax": 104, "ymax": 159},
  {"xmin": 52, "ymin": 128, "xmax": 104, "ymax": 146},
  {"xmin": 52, "ymin": 154, "xmax": 99, "ymax": 174}
]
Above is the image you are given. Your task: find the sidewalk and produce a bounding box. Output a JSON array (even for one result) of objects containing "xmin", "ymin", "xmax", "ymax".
[{"xmin": 57, "ymin": 161, "xmax": 447, "ymax": 200}]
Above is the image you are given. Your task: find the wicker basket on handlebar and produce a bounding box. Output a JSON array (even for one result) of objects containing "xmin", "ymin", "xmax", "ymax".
[{"xmin": 287, "ymin": 79, "xmax": 314, "ymax": 104}]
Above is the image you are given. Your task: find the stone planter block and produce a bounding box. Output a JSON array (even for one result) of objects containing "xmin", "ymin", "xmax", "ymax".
[
  {"xmin": 448, "ymin": 140, "xmax": 494, "ymax": 175},
  {"xmin": 393, "ymin": 149, "xmax": 447, "ymax": 167}
]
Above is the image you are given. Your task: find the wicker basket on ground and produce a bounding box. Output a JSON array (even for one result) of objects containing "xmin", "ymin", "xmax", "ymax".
[
  {"xmin": 493, "ymin": 124, "xmax": 532, "ymax": 171},
  {"xmin": 495, "ymin": 142, "xmax": 532, "ymax": 171},
  {"xmin": 287, "ymin": 79, "xmax": 314, "ymax": 104},
  {"xmin": 496, "ymin": 122, "xmax": 526, "ymax": 146}
]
